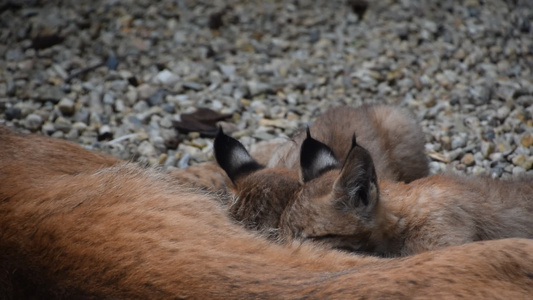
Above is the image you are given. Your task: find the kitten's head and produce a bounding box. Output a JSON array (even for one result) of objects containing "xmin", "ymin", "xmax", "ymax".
[
  {"xmin": 214, "ymin": 129, "xmax": 382, "ymax": 253},
  {"xmin": 214, "ymin": 129, "xmax": 300, "ymax": 236}
]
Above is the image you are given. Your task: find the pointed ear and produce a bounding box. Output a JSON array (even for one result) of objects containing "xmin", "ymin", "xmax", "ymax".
[
  {"xmin": 333, "ymin": 135, "xmax": 379, "ymax": 215},
  {"xmin": 214, "ymin": 128, "xmax": 263, "ymax": 182},
  {"xmin": 300, "ymin": 128, "xmax": 339, "ymax": 182}
]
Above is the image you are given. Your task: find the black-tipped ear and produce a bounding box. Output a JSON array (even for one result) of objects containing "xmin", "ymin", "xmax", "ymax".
[
  {"xmin": 214, "ymin": 128, "xmax": 263, "ymax": 182},
  {"xmin": 351, "ymin": 133, "xmax": 357, "ymax": 149},
  {"xmin": 333, "ymin": 142, "xmax": 379, "ymax": 214},
  {"xmin": 300, "ymin": 129, "xmax": 339, "ymax": 182}
]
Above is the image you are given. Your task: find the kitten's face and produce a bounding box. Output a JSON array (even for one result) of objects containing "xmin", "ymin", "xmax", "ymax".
[{"xmin": 279, "ymin": 170, "xmax": 379, "ymax": 254}]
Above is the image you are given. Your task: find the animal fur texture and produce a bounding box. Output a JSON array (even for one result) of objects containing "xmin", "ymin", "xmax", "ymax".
[
  {"xmin": 267, "ymin": 105, "xmax": 429, "ymax": 182},
  {"xmin": 2, "ymin": 127, "xmax": 533, "ymax": 298},
  {"xmin": 214, "ymin": 104, "xmax": 431, "ymax": 238},
  {"xmin": 215, "ymin": 128, "xmax": 533, "ymax": 257}
]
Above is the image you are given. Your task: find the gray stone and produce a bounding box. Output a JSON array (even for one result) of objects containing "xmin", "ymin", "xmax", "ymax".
[
  {"xmin": 89, "ymin": 91, "xmax": 104, "ymax": 114},
  {"xmin": 31, "ymin": 85, "xmax": 64, "ymax": 103},
  {"xmin": 103, "ymin": 93, "xmax": 114, "ymax": 105},
  {"xmin": 58, "ymin": 98, "xmax": 75, "ymax": 115},
  {"xmin": 159, "ymin": 116, "xmax": 173, "ymax": 128},
  {"xmin": 471, "ymin": 166, "xmax": 486, "ymax": 176},
  {"xmin": 74, "ymin": 108, "xmax": 90, "ymax": 124},
  {"xmin": 450, "ymin": 135, "xmax": 467, "ymax": 150},
  {"xmin": 480, "ymin": 141, "xmax": 494, "ymax": 158},
  {"xmin": 152, "ymin": 136, "xmax": 167, "ymax": 152},
  {"xmin": 137, "ymin": 140, "xmax": 157, "ymax": 157},
  {"xmin": 182, "ymin": 82, "xmax": 203, "ymax": 91},
  {"xmin": 446, "ymin": 148, "xmax": 463, "ymax": 161},
  {"xmin": 54, "ymin": 116, "xmax": 73, "ymax": 133},
  {"xmin": 219, "ymin": 64, "xmax": 236, "ymax": 78},
  {"xmin": 155, "ymin": 69, "xmax": 180, "ymax": 86},
  {"xmin": 65, "ymin": 128, "xmax": 80, "ymax": 140},
  {"xmin": 133, "ymin": 101, "xmax": 149, "ymax": 113},
  {"xmin": 220, "ymin": 83, "xmax": 234, "ymax": 96},
  {"xmin": 148, "ymin": 90, "xmax": 166, "ymax": 106},
  {"xmin": 469, "ymin": 86, "xmax": 491, "ymax": 105},
  {"xmin": 4, "ymin": 106, "xmax": 21, "ymax": 120},
  {"xmin": 6, "ymin": 78, "xmax": 16, "ymax": 96},
  {"xmin": 177, "ymin": 153, "xmax": 190, "ymax": 169},
  {"xmin": 428, "ymin": 161, "xmax": 445, "ymax": 174},
  {"xmin": 115, "ymin": 99, "xmax": 125, "ymax": 112},
  {"xmin": 137, "ymin": 84, "xmax": 158, "ymax": 100},
  {"xmin": 72, "ymin": 122, "xmax": 88, "ymax": 131},
  {"xmin": 24, "ymin": 114, "xmax": 43, "ymax": 130},
  {"xmin": 496, "ymin": 106, "xmax": 511, "ymax": 120},
  {"xmin": 51, "ymin": 131, "xmax": 64, "ymax": 139},
  {"xmin": 5, "ymin": 48, "xmax": 23, "ymax": 61},
  {"xmin": 137, "ymin": 106, "xmax": 163, "ymax": 122},
  {"xmin": 41, "ymin": 122, "xmax": 55, "ymax": 135},
  {"xmin": 512, "ymin": 166, "xmax": 526, "ymax": 175},
  {"xmin": 247, "ymin": 81, "xmax": 273, "ymax": 96},
  {"xmin": 490, "ymin": 166, "xmax": 504, "ymax": 178}
]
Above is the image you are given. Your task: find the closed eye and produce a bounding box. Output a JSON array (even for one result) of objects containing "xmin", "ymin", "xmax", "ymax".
[
  {"xmin": 307, "ymin": 234, "xmax": 362, "ymax": 253},
  {"xmin": 306, "ymin": 234, "xmax": 381, "ymax": 256},
  {"xmin": 307, "ymin": 234, "xmax": 340, "ymax": 241}
]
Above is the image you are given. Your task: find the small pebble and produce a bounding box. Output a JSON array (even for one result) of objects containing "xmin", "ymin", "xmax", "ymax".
[
  {"xmin": 490, "ymin": 166, "xmax": 504, "ymax": 178},
  {"xmin": 24, "ymin": 114, "xmax": 43, "ymax": 130},
  {"xmin": 521, "ymin": 133, "xmax": 533, "ymax": 148},
  {"xmin": 472, "ymin": 166, "xmax": 486, "ymax": 176},
  {"xmin": 496, "ymin": 106, "xmax": 511, "ymax": 120},
  {"xmin": 154, "ymin": 70, "xmax": 180, "ymax": 86},
  {"xmin": 183, "ymin": 82, "xmax": 203, "ymax": 91},
  {"xmin": 461, "ymin": 153, "xmax": 475, "ymax": 166},
  {"xmin": 512, "ymin": 166, "xmax": 526, "ymax": 175},
  {"xmin": 451, "ymin": 135, "xmax": 466, "ymax": 150},
  {"xmin": 98, "ymin": 125, "xmax": 113, "ymax": 140},
  {"xmin": 58, "ymin": 98, "xmax": 75, "ymax": 115},
  {"xmin": 54, "ymin": 116, "xmax": 73, "ymax": 133},
  {"xmin": 138, "ymin": 140, "xmax": 157, "ymax": 157},
  {"xmin": 480, "ymin": 141, "xmax": 494, "ymax": 158},
  {"xmin": 247, "ymin": 81, "xmax": 273, "ymax": 96},
  {"xmin": 4, "ymin": 107, "xmax": 21, "ymax": 120}
]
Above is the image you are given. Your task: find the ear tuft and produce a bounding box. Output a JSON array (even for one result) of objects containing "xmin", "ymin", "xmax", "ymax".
[
  {"xmin": 334, "ymin": 142, "xmax": 379, "ymax": 214},
  {"xmin": 300, "ymin": 131, "xmax": 339, "ymax": 182},
  {"xmin": 351, "ymin": 132, "xmax": 357, "ymax": 149},
  {"xmin": 214, "ymin": 128, "xmax": 263, "ymax": 182}
]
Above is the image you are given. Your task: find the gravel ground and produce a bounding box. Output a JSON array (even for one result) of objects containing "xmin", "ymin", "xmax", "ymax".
[{"xmin": 1, "ymin": 0, "xmax": 532, "ymax": 178}]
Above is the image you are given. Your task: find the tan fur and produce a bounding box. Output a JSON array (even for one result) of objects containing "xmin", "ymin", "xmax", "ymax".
[
  {"xmin": 278, "ymin": 171, "xmax": 533, "ymax": 256},
  {"xmin": 374, "ymin": 174, "xmax": 533, "ymax": 256},
  {"xmin": 2, "ymin": 127, "xmax": 533, "ymax": 298},
  {"xmin": 0, "ymin": 126, "xmax": 121, "ymax": 175},
  {"xmin": 166, "ymin": 162, "xmax": 232, "ymax": 195},
  {"xmin": 267, "ymin": 105, "xmax": 429, "ymax": 182},
  {"xmin": 250, "ymin": 137, "xmax": 287, "ymax": 165},
  {"xmin": 228, "ymin": 139, "xmax": 533, "ymax": 257}
]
